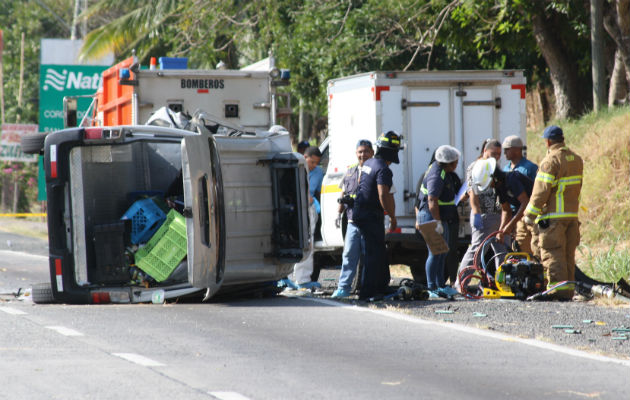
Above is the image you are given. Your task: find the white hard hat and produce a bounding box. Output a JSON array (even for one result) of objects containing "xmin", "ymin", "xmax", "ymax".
[
  {"xmin": 471, "ymin": 157, "xmax": 497, "ymax": 192},
  {"xmin": 435, "ymin": 145, "xmax": 461, "ymax": 163}
]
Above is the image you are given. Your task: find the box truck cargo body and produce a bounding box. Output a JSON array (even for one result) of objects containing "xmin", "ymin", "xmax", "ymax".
[
  {"xmin": 96, "ymin": 57, "xmax": 285, "ymax": 131},
  {"xmin": 317, "ymin": 70, "xmax": 526, "ymax": 280}
]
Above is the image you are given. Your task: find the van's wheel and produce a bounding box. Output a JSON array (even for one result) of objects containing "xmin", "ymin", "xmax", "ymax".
[
  {"xmin": 31, "ymin": 282, "xmax": 56, "ymax": 304},
  {"xmin": 20, "ymin": 133, "xmax": 47, "ymax": 154}
]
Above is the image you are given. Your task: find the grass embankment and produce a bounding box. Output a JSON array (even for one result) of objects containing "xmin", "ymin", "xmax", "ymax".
[
  {"xmin": 526, "ymin": 106, "xmax": 630, "ymax": 282},
  {"xmin": 0, "ymin": 217, "xmax": 48, "ymax": 240}
]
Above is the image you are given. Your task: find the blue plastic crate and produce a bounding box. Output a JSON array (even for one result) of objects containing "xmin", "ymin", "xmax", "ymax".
[{"xmin": 121, "ymin": 198, "xmax": 167, "ymax": 244}]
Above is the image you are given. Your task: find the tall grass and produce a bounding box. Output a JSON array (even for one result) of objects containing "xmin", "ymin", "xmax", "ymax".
[
  {"xmin": 527, "ymin": 106, "xmax": 630, "ymax": 280},
  {"xmin": 578, "ymin": 236, "xmax": 630, "ymax": 283}
]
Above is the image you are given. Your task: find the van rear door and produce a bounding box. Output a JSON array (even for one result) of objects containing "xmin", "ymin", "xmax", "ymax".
[{"xmin": 181, "ymin": 133, "xmax": 226, "ymax": 299}]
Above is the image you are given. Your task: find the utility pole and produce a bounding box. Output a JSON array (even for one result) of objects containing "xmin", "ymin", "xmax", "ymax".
[
  {"xmin": 71, "ymin": 0, "xmax": 81, "ymax": 39},
  {"xmin": 591, "ymin": 0, "xmax": 606, "ymax": 111},
  {"xmin": 0, "ymin": 29, "xmax": 4, "ymax": 124},
  {"xmin": 16, "ymin": 32, "xmax": 24, "ymax": 123}
]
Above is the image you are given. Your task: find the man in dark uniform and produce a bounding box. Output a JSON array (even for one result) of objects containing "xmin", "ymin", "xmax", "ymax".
[
  {"xmin": 331, "ymin": 139, "xmax": 374, "ymax": 298},
  {"xmin": 352, "ymin": 131, "xmax": 401, "ymax": 301}
]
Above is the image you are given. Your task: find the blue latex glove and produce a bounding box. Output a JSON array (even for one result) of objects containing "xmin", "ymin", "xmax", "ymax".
[
  {"xmin": 472, "ymin": 213, "xmax": 483, "ymax": 230},
  {"xmin": 313, "ymin": 197, "xmax": 321, "ymax": 214}
]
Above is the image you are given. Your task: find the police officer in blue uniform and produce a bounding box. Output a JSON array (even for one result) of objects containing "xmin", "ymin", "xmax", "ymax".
[
  {"xmin": 331, "ymin": 139, "xmax": 374, "ymax": 298},
  {"xmin": 352, "ymin": 131, "xmax": 402, "ymax": 301}
]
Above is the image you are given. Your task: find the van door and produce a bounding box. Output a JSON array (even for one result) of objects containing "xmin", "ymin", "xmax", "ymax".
[{"xmin": 181, "ymin": 134, "xmax": 226, "ymax": 299}]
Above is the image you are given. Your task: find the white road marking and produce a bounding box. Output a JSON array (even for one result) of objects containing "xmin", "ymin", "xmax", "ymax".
[
  {"xmin": 45, "ymin": 326, "xmax": 83, "ymax": 336},
  {"xmin": 0, "ymin": 307, "xmax": 27, "ymax": 315},
  {"xmin": 112, "ymin": 353, "xmax": 165, "ymax": 367},
  {"xmin": 209, "ymin": 392, "xmax": 252, "ymax": 400},
  {"xmin": 303, "ymin": 297, "xmax": 630, "ymax": 368},
  {"xmin": 0, "ymin": 249, "xmax": 49, "ymax": 260}
]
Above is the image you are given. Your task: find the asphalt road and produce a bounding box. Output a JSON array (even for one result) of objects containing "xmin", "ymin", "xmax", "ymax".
[{"xmin": 1, "ymin": 236, "xmax": 630, "ymax": 399}]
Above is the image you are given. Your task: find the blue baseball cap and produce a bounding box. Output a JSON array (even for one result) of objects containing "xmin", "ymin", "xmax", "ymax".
[
  {"xmin": 356, "ymin": 139, "xmax": 372, "ymax": 149},
  {"xmin": 542, "ymin": 125, "xmax": 564, "ymax": 140}
]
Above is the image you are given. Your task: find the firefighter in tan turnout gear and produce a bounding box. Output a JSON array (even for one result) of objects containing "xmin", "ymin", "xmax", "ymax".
[{"xmin": 523, "ymin": 125, "xmax": 583, "ymax": 300}]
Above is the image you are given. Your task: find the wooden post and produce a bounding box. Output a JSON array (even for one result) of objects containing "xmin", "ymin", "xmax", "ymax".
[{"xmin": 12, "ymin": 176, "xmax": 18, "ymax": 214}]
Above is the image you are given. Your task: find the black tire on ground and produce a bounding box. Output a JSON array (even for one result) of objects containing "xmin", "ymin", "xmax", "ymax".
[
  {"xmin": 20, "ymin": 132, "xmax": 47, "ymax": 154},
  {"xmin": 31, "ymin": 282, "xmax": 56, "ymax": 304}
]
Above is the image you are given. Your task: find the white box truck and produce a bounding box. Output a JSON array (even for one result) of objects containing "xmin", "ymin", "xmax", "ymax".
[
  {"xmin": 316, "ymin": 70, "xmax": 527, "ymax": 282},
  {"xmin": 66, "ymin": 56, "xmax": 290, "ymax": 131}
]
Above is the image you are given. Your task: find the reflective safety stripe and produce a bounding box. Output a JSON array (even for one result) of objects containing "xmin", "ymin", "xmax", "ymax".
[
  {"xmin": 526, "ymin": 203, "xmax": 542, "ymax": 216},
  {"xmin": 420, "ymin": 186, "xmax": 455, "ymax": 205},
  {"xmin": 379, "ymin": 136, "xmax": 400, "ymax": 144},
  {"xmin": 556, "ymin": 180, "xmax": 566, "ymax": 213},
  {"xmin": 419, "ymin": 163, "xmax": 454, "ymax": 206},
  {"xmin": 553, "ymin": 175, "xmax": 582, "ymax": 215},
  {"xmin": 536, "ymin": 171, "xmax": 555, "ymax": 184},
  {"xmin": 535, "ymin": 212, "xmax": 579, "ymax": 221}
]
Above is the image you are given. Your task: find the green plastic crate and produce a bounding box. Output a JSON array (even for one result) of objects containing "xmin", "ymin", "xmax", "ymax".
[{"xmin": 135, "ymin": 209, "xmax": 187, "ymax": 282}]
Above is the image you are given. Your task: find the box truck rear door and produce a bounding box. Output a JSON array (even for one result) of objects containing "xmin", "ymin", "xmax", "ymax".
[
  {"xmin": 405, "ymin": 88, "xmax": 451, "ymax": 215},
  {"xmin": 181, "ymin": 133, "xmax": 226, "ymax": 299}
]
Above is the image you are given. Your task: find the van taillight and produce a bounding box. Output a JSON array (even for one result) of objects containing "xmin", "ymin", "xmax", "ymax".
[
  {"xmin": 84, "ymin": 128, "xmax": 122, "ymax": 140},
  {"xmin": 91, "ymin": 292, "xmax": 111, "ymax": 303},
  {"xmin": 54, "ymin": 257, "xmax": 64, "ymax": 292},
  {"xmin": 84, "ymin": 128, "xmax": 103, "ymax": 140},
  {"xmin": 91, "ymin": 291, "xmax": 130, "ymax": 304}
]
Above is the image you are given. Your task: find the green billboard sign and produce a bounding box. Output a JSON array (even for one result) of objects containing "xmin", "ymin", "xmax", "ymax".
[{"xmin": 39, "ymin": 64, "xmax": 107, "ymax": 133}]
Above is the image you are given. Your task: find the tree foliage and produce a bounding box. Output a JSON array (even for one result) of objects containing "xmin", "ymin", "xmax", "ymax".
[{"xmin": 1, "ymin": 0, "xmax": 74, "ymax": 124}]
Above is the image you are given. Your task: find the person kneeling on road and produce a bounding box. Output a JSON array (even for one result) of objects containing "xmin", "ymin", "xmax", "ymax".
[
  {"xmin": 352, "ymin": 131, "xmax": 401, "ymax": 301},
  {"xmin": 332, "ymin": 140, "xmax": 374, "ymax": 299}
]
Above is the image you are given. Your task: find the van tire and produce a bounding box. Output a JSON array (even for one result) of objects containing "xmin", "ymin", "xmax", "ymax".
[
  {"xmin": 32, "ymin": 282, "xmax": 56, "ymax": 304},
  {"xmin": 21, "ymin": 133, "xmax": 47, "ymax": 154}
]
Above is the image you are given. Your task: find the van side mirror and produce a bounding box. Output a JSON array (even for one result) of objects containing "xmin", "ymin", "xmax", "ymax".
[{"xmin": 64, "ymin": 97, "xmax": 78, "ymax": 128}]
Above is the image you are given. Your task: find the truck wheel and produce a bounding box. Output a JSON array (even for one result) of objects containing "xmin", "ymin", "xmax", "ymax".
[
  {"xmin": 20, "ymin": 133, "xmax": 47, "ymax": 154},
  {"xmin": 31, "ymin": 282, "xmax": 56, "ymax": 304}
]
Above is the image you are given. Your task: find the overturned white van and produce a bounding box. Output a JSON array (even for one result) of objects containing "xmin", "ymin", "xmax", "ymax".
[{"xmin": 40, "ymin": 119, "xmax": 310, "ymax": 304}]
